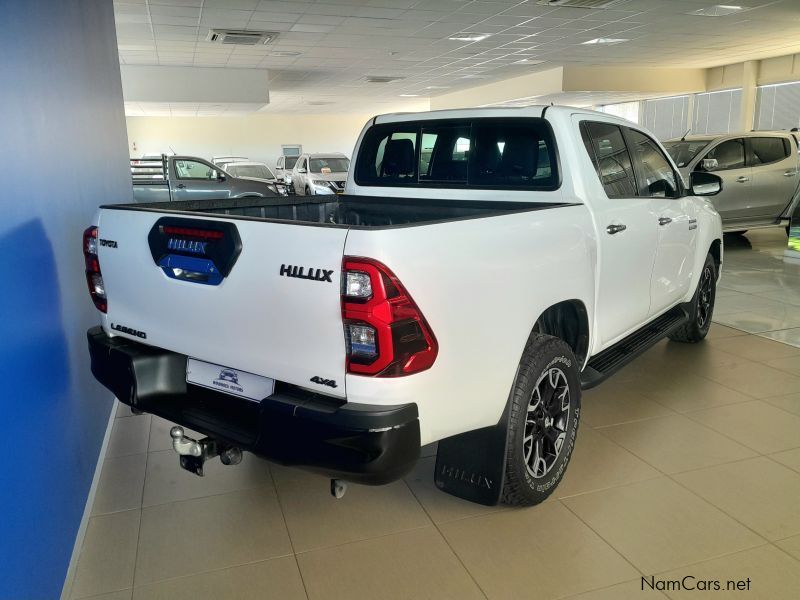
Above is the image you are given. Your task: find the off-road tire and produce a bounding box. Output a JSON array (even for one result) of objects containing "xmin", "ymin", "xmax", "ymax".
[
  {"xmin": 668, "ymin": 252, "xmax": 716, "ymax": 343},
  {"xmin": 501, "ymin": 333, "xmax": 581, "ymax": 506}
]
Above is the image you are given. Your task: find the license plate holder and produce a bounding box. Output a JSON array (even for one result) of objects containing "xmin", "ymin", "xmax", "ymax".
[{"xmin": 186, "ymin": 358, "xmax": 275, "ymax": 401}]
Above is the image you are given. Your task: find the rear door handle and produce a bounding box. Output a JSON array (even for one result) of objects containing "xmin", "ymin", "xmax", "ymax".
[
  {"xmin": 606, "ymin": 224, "xmax": 627, "ymax": 235},
  {"xmin": 658, "ymin": 217, "xmax": 672, "ymax": 226},
  {"xmin": 177, "ymin": 183, "xmax": 186, "ymax": 189},
  {"xmin": 736, "ymin": 176, "xmax": 750, "ymax": 183},
  {"xmin": 784, "ymin": 170, "xmax": 797, "ymax": 177}
]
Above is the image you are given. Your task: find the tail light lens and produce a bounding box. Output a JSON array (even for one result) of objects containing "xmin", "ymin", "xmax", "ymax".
[
  {"xmin": 342, "ymin": 257, "xmax": 437, "ymax": 377},
  {"xmin": 83, "ymin": 226, "xmax": 106, "ymax": 313}
]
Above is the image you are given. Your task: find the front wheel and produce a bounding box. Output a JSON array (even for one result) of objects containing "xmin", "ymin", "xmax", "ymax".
[
  {"xmin": 501, "ymin": 333, "xmax": 581, "ymax": 506},
  {"xmin": 669, "ymin": 252, "xmax": 717, "ymax": 343}
]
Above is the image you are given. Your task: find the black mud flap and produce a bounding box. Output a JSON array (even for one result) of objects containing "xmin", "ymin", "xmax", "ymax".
[{"xmin": 434, "ymin": 421, "xmax": 509, "ymax": 506}]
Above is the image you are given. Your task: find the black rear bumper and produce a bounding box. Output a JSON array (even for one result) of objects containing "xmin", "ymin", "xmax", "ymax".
[{"xmin": 87, "ymin": 327, "xmax": 420, "ymax": 484}]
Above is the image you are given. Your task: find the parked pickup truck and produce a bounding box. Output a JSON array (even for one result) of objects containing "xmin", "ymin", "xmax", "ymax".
[
  {"xmin": 131, "ymin": 154, "xmax": 278, "ymax": 202},
  {"xmin": 663, "ymin": 131, "xmax": 800, "ymax": 234},
  {"xmin": 87, "ymin": 107, "xmax": 723, "ymax": 506}
]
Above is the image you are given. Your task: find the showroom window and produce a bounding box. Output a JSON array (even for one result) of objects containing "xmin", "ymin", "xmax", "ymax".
[
  {"xmin": 692, "ymin": 89, "xmax": 742, "ymax": 135},
  {"xmin": 641, "ymin": 95, "xmax": 691, "ymax": 141},
  {"xmin": 598, "ymin": 101, "xmax": 641, "ymax": 123},
  {"xmin": 755, "ymin": 81, "xmax": 800, "ymax": 131},
  {"xmin": 580, "ymin": 121, "xmax": 638, "ymax": 199},
  {"xmin": 627, "ymin": 129, "xmax": 679, "ymax": 197},
  {"xmin": 750, "ymin": 137, "xmax": 790, "ymax": 165},
  {"xmin": 355, "ymin": 118, "xmax": 558, "ymax": 189}
]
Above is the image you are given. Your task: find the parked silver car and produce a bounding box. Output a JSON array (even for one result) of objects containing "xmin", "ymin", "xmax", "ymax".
[
  {"xmin": 663, "ymin": 132, "xmax": 800, "ymax": 233},
  {"xmin": 222, "ymin": 161, "xmax": 288, "ymax": 195},
  {"xmin": 291, "ymin": 153, "xmax": 350, "ymax": 195},
  {"xmin": 275, "ymin": 155, "xmax": 300, "ymax": 184}
]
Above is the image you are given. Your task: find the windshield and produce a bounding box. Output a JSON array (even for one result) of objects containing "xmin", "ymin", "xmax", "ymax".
[
  {"xmin": 663, "ymin": 140, "xmax": 713, "ymax": 168},
  {"xmin": 231, "ymin": 164, "xmax": 275, "ymax": 180},
  {"xmin": 284, "ymin": 156, "xmax": 299, "ymax": 169},
  {"xmin": 310, "ymin": 157, "xmax": 350, "ymax": 173}
]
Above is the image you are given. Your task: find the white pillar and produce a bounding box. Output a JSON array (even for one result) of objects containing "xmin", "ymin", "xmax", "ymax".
[{"xmin": 740, "ymin": 60, "xmax": 759, "ymax": 131}]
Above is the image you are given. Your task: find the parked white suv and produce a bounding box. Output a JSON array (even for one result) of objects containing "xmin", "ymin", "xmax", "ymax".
[
  {"xmin": 85, "ymin": 106, "xmax": 722, "ymax": 506},
  {"xmin": 291, "ymin": 152, "xmax": 350, "ymax": 195}
]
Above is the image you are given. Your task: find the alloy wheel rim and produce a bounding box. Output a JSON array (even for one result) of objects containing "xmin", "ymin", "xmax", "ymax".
[
  {"xmin": 697, "ymin": 265, "xmax": 713, "ymax": 328},
  {"xmin": 523, "ymin": 367, "xmax": 570, "ymax": 479}
]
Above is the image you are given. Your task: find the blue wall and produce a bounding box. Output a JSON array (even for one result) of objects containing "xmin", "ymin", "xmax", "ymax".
[{"xmin": 0, "ymin": 1, "xmax": 132, "ymax": 597}]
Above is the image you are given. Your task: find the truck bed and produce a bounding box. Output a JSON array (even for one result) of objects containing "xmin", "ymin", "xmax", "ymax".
[{"xmin": 102, "ymin": 195, "xmax": 572, "ymax": 229}]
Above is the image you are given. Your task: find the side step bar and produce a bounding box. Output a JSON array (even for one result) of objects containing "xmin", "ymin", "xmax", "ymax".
[{"xmin": 580, "ymin": 305, "xmax": 689, "ymax": 389}]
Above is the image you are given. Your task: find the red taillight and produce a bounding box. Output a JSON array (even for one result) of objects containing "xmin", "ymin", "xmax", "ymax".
[
  {"xmin": 342, "ymin": 257, "xmax": 437, "ymax": 377},
  {"xmin": 83, "ymin": 226, "xmax": 106, "ymax": 313}
]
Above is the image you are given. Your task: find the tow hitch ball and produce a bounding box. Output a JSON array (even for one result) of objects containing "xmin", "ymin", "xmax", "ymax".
[{"xmin": 170, "ymin": 426, "xmax": 242, "ymax": 476}]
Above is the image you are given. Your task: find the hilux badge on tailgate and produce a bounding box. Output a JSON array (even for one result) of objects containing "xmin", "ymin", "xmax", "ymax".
[
  {"xmin": 167, "ymin": 238, "xmax": 208, "ymax": 254},
  {"xmin": 280, "ymin": 264, "xmax": 334, "ymax": 283}
]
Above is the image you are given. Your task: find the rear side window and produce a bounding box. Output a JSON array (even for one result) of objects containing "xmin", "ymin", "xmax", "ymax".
[
  {"xmin": 751, "ymin": 137, "xmax": 789, "ymax": 165},
  {"xmin": 355, "ymin": 117, "xmax": 559, "ymax": 190},
  {"xmin": 580, "ymin": 122, "xmax": 637, "ymax": 198}
]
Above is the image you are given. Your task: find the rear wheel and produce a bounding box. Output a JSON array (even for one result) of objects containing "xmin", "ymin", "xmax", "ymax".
[
  {"xmin": 501, "ymin": 333, "xmax": 581, "ymax": 506},
  {"xmin": 669, "ymin": 252, "xmax": 716, "ymax": 343}
]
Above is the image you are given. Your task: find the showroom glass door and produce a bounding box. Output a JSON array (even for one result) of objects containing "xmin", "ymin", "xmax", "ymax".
[
  {"xmin": 625, "ymin": 127, "xmax": 697, "ymax": 315},
  {"xmin": 578, "ymin": 119, "xmax": 659, "ymax": 348}
]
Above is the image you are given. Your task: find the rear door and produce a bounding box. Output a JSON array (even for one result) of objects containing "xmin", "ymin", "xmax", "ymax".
[
  {"xmin": 578, "ymin": 119, "xmax": 659, "ymax": 347},
  {"xmin": 748, "ymin": 136, "xmax": 798, "ymax": 218},
  {"xmin": 96, "ymin": 208, "xmax": 349, "ymax": 398}
]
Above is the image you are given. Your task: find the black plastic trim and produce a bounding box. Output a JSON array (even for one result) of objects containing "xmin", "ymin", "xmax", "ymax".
[{"xmin": 87, "ymin": 327, "xmax": 420, "ymax": 484}]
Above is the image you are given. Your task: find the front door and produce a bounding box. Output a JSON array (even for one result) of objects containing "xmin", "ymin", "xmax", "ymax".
[
  {"xmin": 625, "ymin": 128, "xmax": 697, "ymax": 314},
  {"xmin": 172, "ymin": 158, "xmax": 230, "ymax": 201},
  {"xmin": 578, "ymin": 120, "xmax": 659, "ymax": 348},
  {"xmin": 695, "ymin": 138, "xmax": 752, "ymax": 222}
]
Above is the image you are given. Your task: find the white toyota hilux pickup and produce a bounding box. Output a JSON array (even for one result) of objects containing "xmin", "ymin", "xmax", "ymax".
[{"xmin": 86, "ymin": 106, "xmax": 723, "ymax": 506}]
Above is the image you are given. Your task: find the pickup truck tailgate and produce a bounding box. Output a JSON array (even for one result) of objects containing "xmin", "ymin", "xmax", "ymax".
[{"xmin": 97, "ymin": 208, "xmax": 348, "ymax": 398}]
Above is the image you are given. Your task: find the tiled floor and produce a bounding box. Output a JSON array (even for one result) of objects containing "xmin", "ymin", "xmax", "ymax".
[{"xmin": 68, "ymin": 230, "xmax": 800, "ymax": 600}]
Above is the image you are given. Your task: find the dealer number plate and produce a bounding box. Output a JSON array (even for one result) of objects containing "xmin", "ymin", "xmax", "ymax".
[{"xmin": 186, "ymin": 358, "xmax": 275, "ymax": 401}]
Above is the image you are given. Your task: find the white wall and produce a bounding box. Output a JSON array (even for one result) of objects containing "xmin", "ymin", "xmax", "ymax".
[{"xmin": 126, "ymin": 113, "xmax": 382, "ymax": 168}]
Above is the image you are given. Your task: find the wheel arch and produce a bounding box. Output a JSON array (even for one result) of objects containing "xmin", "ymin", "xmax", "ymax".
[{"xmin": 532, "ymin": 299, "xmax": 591, "ymax": 367}]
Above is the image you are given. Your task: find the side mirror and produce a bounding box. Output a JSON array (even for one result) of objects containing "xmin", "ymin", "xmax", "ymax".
[
  {"xmin": 216, "ymin": 171, "xmax": 226, "ymax": 181},
  {"xmin": 702, "ymin": 158, "xmax": 719, "ymax": 172},
  {"xmin": 690, "ymin": 172, "xmax": 722, "ymax": 196}
]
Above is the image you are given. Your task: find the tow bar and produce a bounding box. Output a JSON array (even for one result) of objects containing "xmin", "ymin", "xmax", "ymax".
[{"xmin": 170, "ymin": 426, "xmax": 243, "ymax": 476}]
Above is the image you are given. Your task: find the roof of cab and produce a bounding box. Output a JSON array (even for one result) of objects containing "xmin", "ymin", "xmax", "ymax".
[{"xmin": 372, "ymin": 104, "xmax": 633, "ymax": 125}]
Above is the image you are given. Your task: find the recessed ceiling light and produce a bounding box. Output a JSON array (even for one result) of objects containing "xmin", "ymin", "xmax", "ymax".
[
  {"xmin": 582, "ymin": 37, "xmax": 629, "ymax": 45},
  {"xmin": 449, "ymin": 33, "xmax": 491, "ymax": 42},
  {"xmin": 425, "ymin": 85, "xmax": 451, "ymax": 89},
  {"xmin": 513, "ymin": 59, "xmax": 544, "ymax": 65},
  {"xmin": 460, "ymin": 74, "xmax": 490, "ymax": 79},
  {"xmin": 689, "ymin": 4, "xmax": 746, "ymax": 16},
  {"xmin": 270, "ymin": 50, "xmax": 301, "ymax": 57},
  {"xmin": 399, "ymin": 94, "xmax": 420, "ymax": 97}
]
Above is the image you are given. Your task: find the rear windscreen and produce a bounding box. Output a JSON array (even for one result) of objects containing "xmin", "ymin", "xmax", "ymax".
[{"xmin": 355, "ymin": 117, "xmax": 559, "ymax": 190}]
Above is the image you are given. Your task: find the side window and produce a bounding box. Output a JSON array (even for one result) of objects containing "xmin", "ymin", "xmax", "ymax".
[
  {"xmin": 699, "ymin": 139, "xmax": 745, "ymax": 171},
  {"xmin": 751, "ymin": 137, "xmax": 789, "ymax": 165},
  {"xmin": 627, "ymin": 129, "xmax": 678, "ymax": 198},
  {"xmin": 580, "ymin": 122, "xmax": 637, "ymax": 198},
  {"xmin": 174, "ymin": 160, "xmax": 216, "ymax": 180}
]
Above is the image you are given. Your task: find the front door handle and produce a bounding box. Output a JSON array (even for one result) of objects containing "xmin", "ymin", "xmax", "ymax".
[
  {"xmin": 784, "ymin": 170, "xmax": 797, "ymax": 177},
  {"xmin": 658, "ymin": 217, "xmax": 672, "ymax": 226},
  {"xmin": 736, "ymin": 176, "xmax": 750, "ymax": 183},
  {"xmin": 177, "ymin": 183, "xmax": 186, "ymax": 189},
  {"xmin": 606, "ymin": 224, "xmax": 627, "ymax": 235}
]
